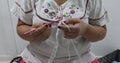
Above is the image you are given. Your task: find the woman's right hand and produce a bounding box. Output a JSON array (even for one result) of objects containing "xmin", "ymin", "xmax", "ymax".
[
  {"xmin": 17, "ymin": 19, "xmax": 52, "ymax": 42},
  {"xmin": 24, "ymin": 23, "xmax": 52, "ymax": 42}
]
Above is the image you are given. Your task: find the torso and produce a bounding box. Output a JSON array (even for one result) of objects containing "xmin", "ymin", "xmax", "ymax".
[{"xmin": 29, "ymin": 0, "xmax": 90, "ymax": 58}]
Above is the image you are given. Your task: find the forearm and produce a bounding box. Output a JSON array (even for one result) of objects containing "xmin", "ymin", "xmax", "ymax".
[
  {"xmin": 17, "ymin": 20, "xmax": 40, "ymax": 41},
  {"xmin": 17, "ymin": 20, "xmax": 51, "ymax": 42},
  {"xmin": 82, "ymin": 24, "xmax": 107, "ymax": 42},
  {"xmin": 17, "ymin": 24, "xmax": 33, "ymax": 41},
  {"xmin": 17, "ymin": 26, "xmax": 49, "ymax": 42}
]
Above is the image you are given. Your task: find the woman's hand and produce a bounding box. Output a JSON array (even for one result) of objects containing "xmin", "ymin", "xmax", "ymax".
[
  {"xmin": 17, "ymin": 19, "xmax": 52, "ymax": 42},
  {"xmin": 58, "ymin": 18, "xmax": 88, "ymax": 39},
  {"xmin": 24, "ymin": 23, "xmax": 52, "ymax": 41}
]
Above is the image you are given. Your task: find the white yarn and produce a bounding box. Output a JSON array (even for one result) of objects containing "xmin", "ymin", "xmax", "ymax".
[
  {"xmin": 47, "ymin": 19, "xmax": 63, "ymax": 63},
  {"xmin": 71, "ymin": 39, "xmax": 82, "ymax": 62},
  {"xmin": 47, "ymin": 27, "xmax": 60, "ymax": 63},
  {"xmin": 67, "ymin": 39, "xmax": 71, "ymax": 60}
]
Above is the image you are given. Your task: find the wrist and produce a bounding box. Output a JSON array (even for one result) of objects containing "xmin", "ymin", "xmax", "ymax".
[{"xmin": 80, "ymin": 23, "xmax": 90, "ymax": 36}]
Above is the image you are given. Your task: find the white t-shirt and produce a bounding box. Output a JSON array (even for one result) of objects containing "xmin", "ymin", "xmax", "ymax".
[{"xmin": 11, "ymin": 0, "xmax": 108, "ymax": 61}]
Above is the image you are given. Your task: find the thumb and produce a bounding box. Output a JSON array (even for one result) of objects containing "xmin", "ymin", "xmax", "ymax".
[{"xmin": 65, "ymin": 18, "xmax": 81, "ymax": 24}]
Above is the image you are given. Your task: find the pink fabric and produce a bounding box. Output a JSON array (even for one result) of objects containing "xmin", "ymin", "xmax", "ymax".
[
  {"xmin": 92, "ymin": 59, "xmax": 100, "ymax": 63},
  {"xmin": 20, "ymin": 59, "xmax": 26, "ymax": 63}
]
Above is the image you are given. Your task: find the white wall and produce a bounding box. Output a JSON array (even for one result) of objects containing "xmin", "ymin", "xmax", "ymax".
[
  {"xmin": 0, "ymin": 0, "xmax": 29, "ymax": 61},
  {"xmin": 8, "ymin": 0, "xmax": 29, "ymax": 54},
  {"xmin": 91, "ymin": 0, "xmax": 120, "ymax": 56},
  {"xmin": 0, "ymin": 0, "xmax": 17, "ymax": 61},
  {"xmin": 0, "ymin": 0, "xmax": 120, "ymax": 61}
]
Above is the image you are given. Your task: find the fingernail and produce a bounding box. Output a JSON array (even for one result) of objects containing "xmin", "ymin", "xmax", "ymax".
[
  {"xmin": 45, "ymin": 24, "xmax": 48, "ymax": 27},
  {"xmin": 58, "ymin": 26, "xmax": 61, "ymax": 29},
  {"xmin": 49, "ymin": 24, "xmax": 52, "ymax": 27}
]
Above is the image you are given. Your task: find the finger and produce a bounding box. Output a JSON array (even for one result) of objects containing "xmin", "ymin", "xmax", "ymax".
[
  {"xmin": 24, "ymin": 28, "xmax": 37, "ymax": 35},
  {"xmin": 64, "ymin": 35, "xmax": 71, "ymax": 39},
  {"xmin": 33, "ymin": 24, "xmax": 49, "ymax": 33},
  {"xmin": 58, "ymin": 25, "xmax": 71, "ymax": 32},
  {"xmin": 24, "ymin": 23, "xmax": 46, "ymax": 35},
  {"xmin": 58, "ymin": 24, "xmax": 79, "ymax": 33},
  {"xmin": 64, "ymin": 32, "xmax": 79, "ymax": 39},
  {"xmin": 64, "ymin": 33, "xmax": 76, "ymax": 39},
  {"xmin": 23, "ymin": 23, "xmax": 50, "ymax": 35},
  {"xmin": 65, "ymin": 18, "xmax": 81, "ymax": 24}
]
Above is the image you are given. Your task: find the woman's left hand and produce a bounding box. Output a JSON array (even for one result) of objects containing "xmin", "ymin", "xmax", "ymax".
[{"xmin": 58, "ymin": 18, "xmax": 88, "ymax": 39}]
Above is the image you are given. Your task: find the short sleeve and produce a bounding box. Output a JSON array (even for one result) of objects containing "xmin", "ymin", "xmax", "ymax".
[
  {"xmin": 11, "ymin": 0, "xmax": 33, "ymax": 25},
  {"xmin": 88, "ymin": 0, "xmax": 109, "ymax": 26}
]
